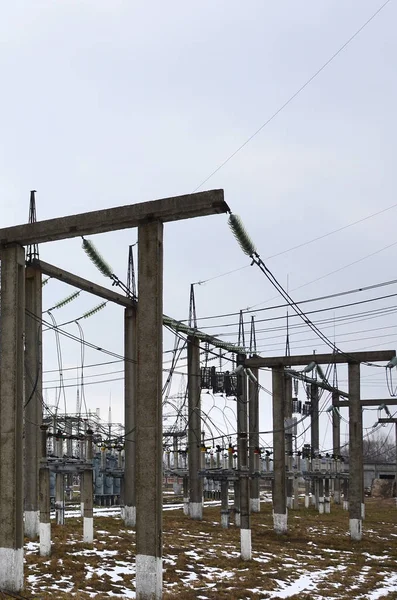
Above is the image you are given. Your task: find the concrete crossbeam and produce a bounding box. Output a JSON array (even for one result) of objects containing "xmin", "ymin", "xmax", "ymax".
[
  {"xmin": 0, "ymin": 190, "xmax": 228, "ymax": 245},
  {"xmin": 245, "ymin": 350, "xmax": 396, "ymax": 368},
  {"xmin": 335, "ymin": 399, "xmax": 397, "ymax": 408}
]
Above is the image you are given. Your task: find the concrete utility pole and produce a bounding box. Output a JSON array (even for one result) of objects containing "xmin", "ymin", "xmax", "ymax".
[
  {"xmin": 135, "ymin": 220, "xmax": 164, "ymax": 599},
  {"xmin": 310, "ymin": 383, "xmax": 319, "ymax": 508},
  {"xmin": 24, "ymin": 265, "xmax": 43, "ymax": 538},
  {"xmin": 188, "ymin": 335, "xmax": 203, "ymax": 520},
  {"xmin": 249, "ymin": 367, "xmax": 260, "ymax": 513},
  {"xmin": 124, "ymin": 306, "xmax": 137, "ymax": 527},
  {"xmin": 332, "ymin": 392, "xmax": 341, "ymax": 504},
  {"xmin": 0, "ymin": 245, "xmax": 25, "ymax": 590},
  {"xmin": 272, "ymin": 367, "xmax": 287, "ymax": 534},
  {"xmin": 39, "ymin": 425, "xmax": 51, "ymax": 556},
  {"xmin": 284, "ymin": 376, "xmax": 293, "ymax": 510},
  {"xmin": 348, "ymin": 363, "xmax": 363, "ymax": 540},
  {"xmin": 237, "ymin": 354, "xmax": 251, "ymax": 559},
  {"xmin": 83, "ymin": 430, "xmax": 94, "ymax": 544}
]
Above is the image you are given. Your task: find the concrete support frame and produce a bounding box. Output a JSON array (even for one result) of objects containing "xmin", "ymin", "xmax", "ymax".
[
  {"xmin": 0, "ymin": 245, "xmax": 25, "ymax": 591},
  {"xmin": 136, "ymin": 221, "xmax": 163, "ymax": 600},
  {"xmin": 24, "ymin": 266, "xmax": 43, "ymax": 538},
  {"xmin": 83, "ymin": 431, "xmax": 94, "ymax": 544},
  {"xmin": 188, "ymin": 335, "xmax": 203, "ymax": 520},
  {"xmin": 348, "ymin": 363, "xmax": 363, "ymax": 540},
  {"xmin": 248, "ymin": 367, "xmax": 260, "ymax": 513},
  {"xmin": 237, "ymin": 354, "xmax": 251, "ymax": 560},
  {"xmin": 284, "ymin": 376, "xmax": 293, "ymax": 510},
  {"xmin": 332, "ymin": 392, "xmax": 341, "ymax": 504},
  {"xmin": 39, "ymin": 426, "xmax": 51, "ymax": 556},
  {"xmin": 272, "ymin": 367, "xmax": 287, "ymax": 534},
  {"xmin": 310, "ymin": 384, "xmax": 319, "ymax": 507},
  {"xmin": 124, "ymin": 306, "xmax": 137, "ymax": 527}
]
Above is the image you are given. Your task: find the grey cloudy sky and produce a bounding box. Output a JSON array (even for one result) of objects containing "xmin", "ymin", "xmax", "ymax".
[{"xmin": 1, "ymin": 1, "xmax": 396, "ymax": 449}]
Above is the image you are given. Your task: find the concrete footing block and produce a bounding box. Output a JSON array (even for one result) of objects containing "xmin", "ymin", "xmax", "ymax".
[
  {"xmin": 273, "ymin": 512, "xmax": 288, "ymax": 534},
  {"xmin": 183, "ymin": 498, "xmax": 189, "ymax": 516},
  {"xmin": 305, "ymin": 495, "xmax": 310, "ymax": 509},
  {"xmin": 124, "ymin": 505, "xmax": 136, "ymax": 527},
  {"xmin": 189, "ymin": 502, "xmax": 203, "ymax": 520},
  {"xmin": 318, "ymin": 497, "xmax": 324, "ymax": 514},
  {"xmin": 40, "ymin": 522, "xmax": 51, "ymax": 556},
  {"xmin": 136, "ymin": 554, "xmax": 162, "ymax": 600},
  {"xmin": 240, "ymin": 528, "xmax": 252, "ymax": 560},
  {"xmin": 83, "ymin": 517, "xmax": 94, "ymax": 544},
  {"xmin": 350, "ymin": 518, "xmax": 362, "ymax": 541},
  {"xmin": 0, "ymin": 548, "xmax": 23, "ymax": 592},
  {"xmin": 25, "ymin": 510, "xmax": 39, "ymax": 539}
]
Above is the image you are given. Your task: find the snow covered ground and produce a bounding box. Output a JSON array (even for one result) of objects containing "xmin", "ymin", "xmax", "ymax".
[{"xmin": 23, "ymin": 498, "xmax": 397, "ymax": 599}]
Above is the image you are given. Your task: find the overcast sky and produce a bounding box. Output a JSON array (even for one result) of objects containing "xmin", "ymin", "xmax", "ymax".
[{"xmin": 1, "ymin": 1, "xmax": 396, "ymax": 451}]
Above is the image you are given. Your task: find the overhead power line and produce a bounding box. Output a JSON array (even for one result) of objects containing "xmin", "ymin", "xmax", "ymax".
[{"xmin": 193, "ymin": 0, "xmax": 391, "ymax": 191}]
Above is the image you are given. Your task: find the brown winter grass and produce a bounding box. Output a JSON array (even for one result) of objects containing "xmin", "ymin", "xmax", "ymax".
[{"xmin": 22, "ymin": 498, "xmax": 397, "ymax": 599}]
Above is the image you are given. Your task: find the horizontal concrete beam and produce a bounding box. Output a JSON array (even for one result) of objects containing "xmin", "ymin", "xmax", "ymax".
[
  {"xmin": 0, "ymin": 190, "xmax": 228, "ymax": 245},
  {"xmin": 32, "ymin": 260, "xmax": 135, "ymax": 308},
  {"xmin": 245, "ymin": 350, "xmax": 396, "ymax": 368},
  {"xmin": 378, "ymin": 418, "xmax": 397, "ymax": 423},
  {"xmin": 33, "ymin": 260, "xmax": 246, "ymax": 355},
  {"xmin": 334, "ymin": 399, "xmax": 397, "ymax": 408}
]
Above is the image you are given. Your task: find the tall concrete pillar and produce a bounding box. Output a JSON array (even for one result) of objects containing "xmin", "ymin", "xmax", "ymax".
[
  {"xmin": 24, "ymin": 265, "xmax": 43, "ymax": 539},
  {"xmin": 39, "ymin": 425, "xmax": 51, "ymax": 556},
  {"xmin": 124, "ymin": 306, "xmax": 137, "ymax": 527},
  {"xmin": 332, "ymin": 392, "xmax": 341, "ymax": 504},
  {"xmin": 249, "ymin": 367, "xmax": 260, "ymax": 513},
  {"xmin": 318, "ymin": 479, "xmax": 324, "ymax": 514},
  {"xmin": 284, "ymin": 376, "xmax": 293, "ymax": 509},
  {"xmin": 324, "ymin": 478, "xmax": 331, "ymax": 513},
  {"xmin": 136, "ymin": 220, "xmax": 163, "ymax": 600},
  {"xmin": 188, "ymin": 335, "xmax": 202, "ymax": 520},
  {"xmin": 83, "ymin": 430, "xmax": 94, "ymax": 544},
  {"xmin": 55, "ymin": 434, "xmax": 65, "ymax": 525},
  {"xmin": 272, "ymin": 366, "xmax": 287, "ymax": 533},
  {"xmin": 310, "ymin": 384, "xmax": 319, "ymax": 507},
  {"xmin": 348, "ymin": 362, "xmax": 363, "ymax": 540},
  {"xmin": 0, "ymin": 244, "xmax": 25, "ymax": 591},
  {"xmin": 237, "ymin": 355, "xmax": 251, "ymax": 560}
]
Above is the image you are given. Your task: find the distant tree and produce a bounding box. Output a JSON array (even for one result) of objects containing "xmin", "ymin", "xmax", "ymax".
[{"xmin": 342, "ymin": 431, "xmax": 396, "ymax": 464}]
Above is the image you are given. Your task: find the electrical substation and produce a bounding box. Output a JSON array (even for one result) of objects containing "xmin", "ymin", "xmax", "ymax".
[{"xmin": 0, "ymin": 190, "xmax": 397, "ymax": 600}]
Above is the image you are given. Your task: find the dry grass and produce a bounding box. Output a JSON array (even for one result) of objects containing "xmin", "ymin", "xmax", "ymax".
[{"xmin": 21, "ymin": 497, "xmax": 397, "ymax": 599}]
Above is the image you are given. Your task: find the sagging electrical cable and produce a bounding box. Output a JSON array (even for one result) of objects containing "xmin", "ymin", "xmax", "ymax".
[{"xmin": 228, "ymin": 212, "xmax": 386, "ymax": 368}]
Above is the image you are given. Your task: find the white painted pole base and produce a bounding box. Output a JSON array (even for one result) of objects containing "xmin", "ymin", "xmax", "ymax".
[
  {"xmin": 136, "ymin": 554, "xmax": 162, "ymax": 600},
  {"xmin": 361, "ymin": 503, "xmax": 365, "ymax": 520},
  {"xmin": 234, "ymin": 511, "xmax": 241, "ymax": 527},
  {"xmin": 83, "ymin": 517, "xmax": 94, "ymax": 544},
  {"xmin": 273, "ymin": 512, "xmax": 288, "ymax": 534},
  {"xmin": 189, "ymin": 502, "xmax": 203, "ymax": 520},
  {"xmin": 25, "ymin": 510, "xmax": 39, "ymax": 539},
  {"xmin": 80, "ymin": 502, "xmax": 84, "ymax": 517},
  {"xmin": 0, "ymin": 548, "xmax": 23, "ymax": 592},
  {"xmin": 325, "ymin": 498, "xmax": 331, "ymax": 514},
  {"xmin": 286, "ymin": 497, "xmax": 293, "ymax": 510},
  {"xmin": 305, "ymin": 495, "xmax": 310, "ymax": 509},
  {"xmin": 318, "ymin": 497, "xmax": 324, "ymax": 514},
  {"xmin": 343, "ymin": 500, "xmax": 349, "ymax": 511},
  {"xmin": 350, "ymin": 518, "xmax": 362, "ymax": 541},
  {"xmin": 240, "ymin": 528, "xmax": 252, "ymax": 560},
  {"xmin": 221, "ymin": 511, "xmax": 229, "ymax": 529},
  {"xmin": 310, "ymin": 494, "xmax": 316, "ymax": 506},
  {"xmin": 40, "ymin": 522, "xmax": 51, "ymax": 556},
  {"xmin": 250, "ymin": 497, "xmax": 260, "ymax": 513},
  {"xmin": 183, "ymin": 498, "xmax": 189, "ymax": 516},
  {"xmin": 124, "ymin": 505, "xmax": 136, "ymax": 527}
]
